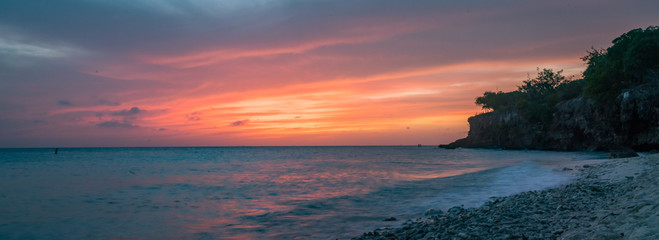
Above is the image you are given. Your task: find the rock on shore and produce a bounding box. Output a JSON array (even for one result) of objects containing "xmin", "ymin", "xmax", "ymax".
[{"xmin": 354, "ymin": 154, "xmax": 658, "ymax": 240}]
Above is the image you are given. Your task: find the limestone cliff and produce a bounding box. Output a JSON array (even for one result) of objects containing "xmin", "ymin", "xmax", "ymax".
[{"xmin": 442, "ymin": 80, "xmax": 659, "ymax": 151}]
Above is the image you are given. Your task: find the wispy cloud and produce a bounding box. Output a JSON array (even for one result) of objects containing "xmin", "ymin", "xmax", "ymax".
[
  {"xmin": 0, "ymin": 37, "xmax": 82, "ymax": 59},
  {"xmin": 57, "ymin": 100, "xmax": 73, "ymax": 106},
  {"xmin": 111, "ymin": 107, "xmax": 143, "ymax": 116},
  {"xmin": 97, "ymin": 120, "xmax": 138, "ymax": 128},
  {"xmin": 0, "ymin": 0, "xmax": 657, "ymax": 147},
  {"xmin": 230, "ymin": 119, "xmax": 250, "ymax": 127},
  {"xmin": 140, "ymin": 20, "xmax": 428, "ymax": 69}
]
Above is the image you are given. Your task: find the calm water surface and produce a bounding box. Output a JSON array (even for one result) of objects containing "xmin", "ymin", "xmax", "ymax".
[{"xmin": 0, "ymin": 146, "xmax": 607, "ymax": 239}]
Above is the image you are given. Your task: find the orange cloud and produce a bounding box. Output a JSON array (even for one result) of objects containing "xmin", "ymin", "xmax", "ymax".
[{"xmin": 76, "ymin": 55, "xmax": 583, "ymax": 146}]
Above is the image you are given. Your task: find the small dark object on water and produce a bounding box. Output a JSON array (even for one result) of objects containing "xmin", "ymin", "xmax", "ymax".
[
  {"xmin": 384, "ymin": 217, "xmax": 397, "ymax": 221},
  {"xmin": 54, "ymin": 148, "xmax": 58, "ymax": 154},
  {"xmin": 417, "ymin": 144, "xmax": 422, "ymax": 147}
]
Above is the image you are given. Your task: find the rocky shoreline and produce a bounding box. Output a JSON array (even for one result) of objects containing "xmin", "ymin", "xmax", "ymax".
[{"xmin": 354, "ymin": 154, "xmax": 658, "ymax": 240}]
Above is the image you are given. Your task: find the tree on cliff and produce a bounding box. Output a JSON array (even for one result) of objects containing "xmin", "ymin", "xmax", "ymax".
[
  {"xmin": 583, "ymin": 26, "xmax": 659, "ymax": 102},
  {"xmin": 519, "ymin": 68, "xmax": 566, "ymax": 95},
  {"xmin": 444, "ymin": 26, "xmax": 659, "ymax": 151},
  {"xmin": 476, "ymin": 68, "xmax": 569, "ymax": 123},
  {"xmin": 517, "ymin": 68, "xmax": 567, "ymax": 123},
  {"xmin": 474, "ymin": 91, "xmax": 523, "ymax": 111}
]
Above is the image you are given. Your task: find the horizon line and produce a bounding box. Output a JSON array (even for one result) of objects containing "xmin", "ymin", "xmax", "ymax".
[{"xmin": 0, "ymin": 144, "xmax": 443, "ymax": 150}]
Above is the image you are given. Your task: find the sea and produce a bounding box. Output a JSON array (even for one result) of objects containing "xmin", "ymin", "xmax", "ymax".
[{"xmin": 0, "ymin": 146, "xmax": 608, "ymax": 239}]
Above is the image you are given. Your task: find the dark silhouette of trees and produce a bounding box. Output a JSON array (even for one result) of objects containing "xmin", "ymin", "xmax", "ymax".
[
  {"xmin": 448, "ymin": 26, "xmax": 659, "ymax": 151},
  {"xmin": 476, "ymin": 68, "xmax": 570, "ymax": 123},
  {"xmin": 583, "ymin": 26, "xmax": 659, "ymax": 102},
  {"xmin": 519, "ymin": 68, "xmax": 566, "ymax": 95},
  {"xmin": 475, "ymin": 26, "xmax": 658, "ymax": 126},
  {"xmin": 475, "ymin": 91, "xmax": 523, "ymax": 111}
]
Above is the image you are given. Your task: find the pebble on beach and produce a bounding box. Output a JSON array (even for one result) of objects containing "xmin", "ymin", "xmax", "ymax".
[{"xmin": 355, "ymin": 154, "xmax": 659, "ymax": 240}]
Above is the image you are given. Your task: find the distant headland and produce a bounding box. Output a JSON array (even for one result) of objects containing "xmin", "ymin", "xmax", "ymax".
[{"xmin": 441, "ymin": 26, "xmax": 659, "ymax": 155}]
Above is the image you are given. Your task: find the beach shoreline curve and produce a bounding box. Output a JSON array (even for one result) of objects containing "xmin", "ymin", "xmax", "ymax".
[{"xmin": 354, "ymin": 154, "xmax": 658, "ymax": 240}]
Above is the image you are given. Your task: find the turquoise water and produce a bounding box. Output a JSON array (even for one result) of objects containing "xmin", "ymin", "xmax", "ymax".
[{"xmin": 0, "ymin": 147, "xmax": 606, "ymax": 239}]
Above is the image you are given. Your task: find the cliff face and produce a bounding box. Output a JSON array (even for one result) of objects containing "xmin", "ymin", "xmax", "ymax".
[
  {"xmin": 446, "ymin": 111, "xmax": 542, "ymax": 150},
  {"xmin": 443, "ymin": 81, "xmax": 659, "ymax": 151},
  {"xmin": 617, "ymin": 81, "xmax": 659, "ymax": 150},
  {"xmin": 548, "ymin": 97, "xmax": 617, "ymax": 151}
]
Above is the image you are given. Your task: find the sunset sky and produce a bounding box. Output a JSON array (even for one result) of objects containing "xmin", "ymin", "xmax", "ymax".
[{"xmin": 1, "ymin": 0, "xmax": 657, "ymax": 147}]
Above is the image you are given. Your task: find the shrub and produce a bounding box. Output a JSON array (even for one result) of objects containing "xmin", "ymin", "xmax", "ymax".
[{"xmin": 583, "ymin": 26, "xmax": 659, "ymax": 102}]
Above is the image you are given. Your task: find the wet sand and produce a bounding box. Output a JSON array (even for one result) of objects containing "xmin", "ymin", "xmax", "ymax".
[{"xmin": 355, "ymin": 154, "xmax": 658, "ymax": 239}]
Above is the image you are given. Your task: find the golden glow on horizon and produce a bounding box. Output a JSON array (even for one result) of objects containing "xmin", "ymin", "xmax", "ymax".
[{"xmin": 44, "ymin": 51, "xmax": 588, "ymax": 146}]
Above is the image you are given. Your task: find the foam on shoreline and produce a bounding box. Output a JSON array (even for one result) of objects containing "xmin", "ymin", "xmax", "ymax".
[{"xmin": 355, "ymin": 154, "xmax": 659, "ymax": 239}]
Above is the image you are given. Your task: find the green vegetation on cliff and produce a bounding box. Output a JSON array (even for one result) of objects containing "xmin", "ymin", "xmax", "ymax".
[
  {"xmin": 445, "ymin": 26, "xmax": 659, "ymax": 151},
  {"xmin": 476, "ymin": 68, "xmax": 577, "ymax": 124},
  {"xmin": 583, "ymin": 26, "xmax": 659, "ymax": 102},
  {"xmin": 476, "ymin": 26, "xmax": 658, "ymax": 122}
]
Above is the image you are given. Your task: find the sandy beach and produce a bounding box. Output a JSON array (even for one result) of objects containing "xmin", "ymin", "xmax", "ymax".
[{"xmin": 355, "ymin": 153, "xmax": 658, "ymax": 240}]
